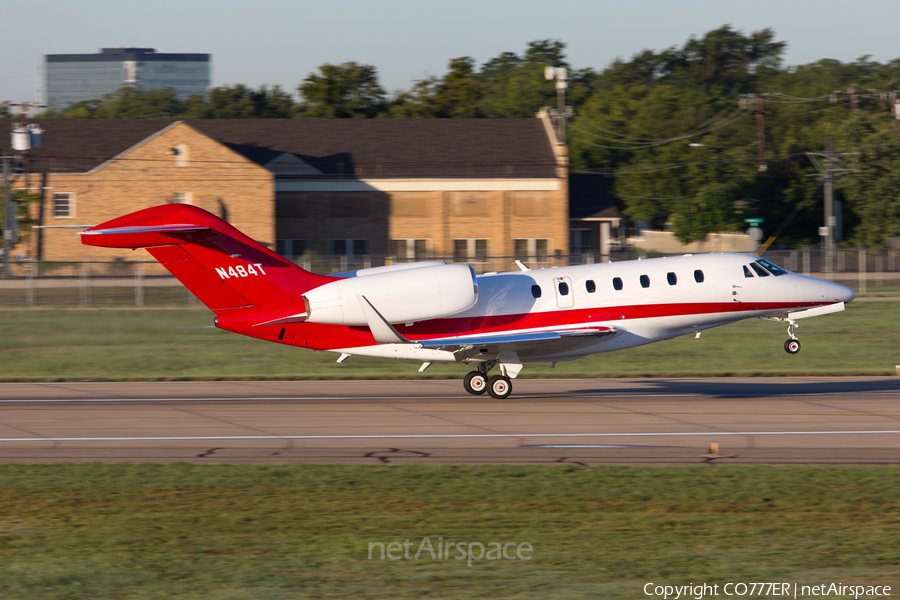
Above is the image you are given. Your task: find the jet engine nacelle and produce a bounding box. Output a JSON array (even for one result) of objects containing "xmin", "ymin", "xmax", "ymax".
[{"xmin": 303, "ymin": 263, "xmax": 478, "ymax": 326}]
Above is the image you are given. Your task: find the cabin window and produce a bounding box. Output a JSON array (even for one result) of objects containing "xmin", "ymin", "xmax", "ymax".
[
  {"xmin": 749, "ymin": 262, "xmax": 770, "ymax": 277},
  {"xmin": 694, "ymin": 270, "xmax": 705, "ymax": 283},
  {"xmin": 585, "ymin": 280, "xmax": 596, "ymax": 293},
  {"xmin": 756, "ymin": 259, "xmax": 788, "ymax": 276},
  {"xmin": 558, "ymin": 282, "xmax": 569, "ymax": 296},
  {"xmin": 667, "ymin": 272, "xmax": 677, "ymax": 286},
  {"xmin": 640, "ymin": 275, "xmax": 650, "ymax": 288},
  {"xmin": 743, "ymin": 265, "xmax": 754, "ymax": 278},
  {"xmin": 612, "ymin": 277, "xmax": 623, "ymax": 291},
  {"xmin": 531, "ymin": 285, "xmax": 542, "ymax": 298}
]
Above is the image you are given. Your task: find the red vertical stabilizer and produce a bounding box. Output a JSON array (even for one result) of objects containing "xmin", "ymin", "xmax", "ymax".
[{"xmin": 80, "ymin": 204, "xmax": 335, "ymax": 314}]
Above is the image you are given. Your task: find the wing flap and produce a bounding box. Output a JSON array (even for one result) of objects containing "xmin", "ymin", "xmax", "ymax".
[{"xmin": 416, "ymin": 327, "xmax": 616, "ymax": 348}]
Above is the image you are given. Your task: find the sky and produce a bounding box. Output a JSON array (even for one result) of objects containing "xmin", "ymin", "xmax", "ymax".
[{"xmin": 2, "ymin": 0, "xmax": 899, "ymax": 106}]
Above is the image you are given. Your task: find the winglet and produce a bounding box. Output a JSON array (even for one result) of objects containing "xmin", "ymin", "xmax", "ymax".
[
  {"xmin": 358, "ymin": 295, "xmax": 411, "ymax": 344},
  {"xmin": 514, "ymin": 260, "xmax": 530, "ymax": 271}
]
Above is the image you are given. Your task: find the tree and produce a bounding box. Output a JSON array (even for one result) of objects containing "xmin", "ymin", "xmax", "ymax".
[
  {"xmin": 183, "ymin": 85, "xmax": 296, "ymax": 118},
  {"xmin": 297, "ymin": 62, "xmax": 386, "ymax": 118},
  {"xmin": 0, "ymin": 186, "xmax": 39, "ymax": 249},
  {"xmin": 837, "ymin": 112, "xmax": 900, "ymax": 247}
]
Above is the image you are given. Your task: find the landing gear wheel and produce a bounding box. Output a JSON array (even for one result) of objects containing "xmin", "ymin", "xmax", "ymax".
[
  {"xmin": 784, "ymin": 339, "xmax": 801, "ymax": 354},
  {"xmin": 463, "ymin": 371, "xmax": 488, "ymax": 395},
  {"xmin": 487, "ymin": 375, "xmax": 512, "ymax": 399}
]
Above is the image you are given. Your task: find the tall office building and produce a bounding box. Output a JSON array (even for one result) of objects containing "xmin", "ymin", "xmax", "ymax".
[{"xmin": 45, "ymin": 47, "xmax": 210, "ymax": 110}]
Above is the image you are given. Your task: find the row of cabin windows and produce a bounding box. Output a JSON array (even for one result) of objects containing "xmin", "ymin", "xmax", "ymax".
[{"xmin": 531, "ymin": 269, "xmax": 706, "ymax": 298}]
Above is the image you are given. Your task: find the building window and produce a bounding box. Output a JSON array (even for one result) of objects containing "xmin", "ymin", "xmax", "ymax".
[
  {"xmin": 667, "ymin": 272, "xmax": 677, "ymax": 286},
  {"xmin": 276, "ymin": 239, "xmax": 307, "ymax": 258},
  {"xmin": 514, "ymin": 238, "xmax": 550, "ymax": 263},
  {"xmin": 393, "ymin": 239, "xmax": 429, "ymax": 261},
  {"xmin": 694, "ymin": 270, "xmax": 705, "ymax": 283},
  {"xmin": 330, "ymin": 239, "xmax": 369, "ymax": 256},
  {"xmin": 531, "ymin": 285, "xmax": 542, "ymax": 298},
  {"xmin": 585, "ymin": 280, "xmax": 596, "ymax": 293},
  {"xmin": 170, "ymin": 191, "xmax": 192, "ymax": 204},
  {"xmin": 569, "ymin": 229, "xmax": 592, "ymax": 255},
  {"xmin": 612, "ymin": 277, "xmax": 623, "ymax": 291},
  {"xmin": 640, "ymin": 275, "xmax": 650, "ymax": 288},
  {"xmin": 52, "ymin": 192, "xmax": 74, "ymax": 218},
  {"xmin": 453, "ymin": 238, "xmax": 489, "ymax": 262}
]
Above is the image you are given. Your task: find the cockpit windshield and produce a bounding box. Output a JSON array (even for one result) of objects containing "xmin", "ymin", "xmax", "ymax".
[{"xmin": 756, "ymin": 259, "xmax": 789, "ymax": 276}]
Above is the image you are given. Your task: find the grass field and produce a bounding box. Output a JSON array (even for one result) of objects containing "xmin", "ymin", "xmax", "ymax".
[
  {"xmin": 0, "ymin": 301, "xmax": 897, "ymax": 381},
  {"xmin": 0, "ymin": 463, "xmax": 898, "ymax": 599}
]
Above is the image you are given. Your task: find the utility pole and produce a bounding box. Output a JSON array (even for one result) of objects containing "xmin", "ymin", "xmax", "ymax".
[
  {"xmin": 755, "ymin": 95, "xmax": 767, "ymax": 172},
  {"xmin": 544, "ymin": 66, "xmax": 574, "ymax": 145},
  {"xmin": 739, "ymin": 93, "xmax": 768, "ymax": 172},
  {"xmin": 806, "ymin": 137, "xmax": 859, "ymax": 279},
  {"xmin": 823, "ymin": 136, "xmax": 835, "ymax": 275},
  {"xmin": 2, "ymin": 155, "xmax": 12, "ymax": 278}
]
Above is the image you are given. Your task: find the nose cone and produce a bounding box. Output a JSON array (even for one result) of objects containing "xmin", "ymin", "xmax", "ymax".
[
  {"xmin": 829, "ymin": 281, "xmax": 856, "ymax": 304},
  {"xmin": 798, "ymin": 277, "xmax": 855, "ymax": 305}
]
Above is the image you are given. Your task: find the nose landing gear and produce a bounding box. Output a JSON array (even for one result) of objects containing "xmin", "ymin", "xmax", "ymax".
[
  {"xmin": 783, "ymin": 319, "xmax": 801, "ymax": 354},
  {"xmin": 764, "ymin": 315, "xmax": 802, "ymax": 354}
]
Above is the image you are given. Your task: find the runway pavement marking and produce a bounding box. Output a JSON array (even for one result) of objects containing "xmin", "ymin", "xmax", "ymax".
[
  {"xmin": 4, "ymin": 408, "xmax": 900, "ymax": 417},
  {"xmin": 1, "ymin": 391, "xmax": 899, "ymax": 403},
  {"xmin": 1, "ymin": 430, "xmax": 900, "ymax": 442}
]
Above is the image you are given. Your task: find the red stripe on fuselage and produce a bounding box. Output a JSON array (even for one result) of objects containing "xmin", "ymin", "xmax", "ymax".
[{"xmin": 224, "ymin": 300, "xmax": 831, "ymax": 351}]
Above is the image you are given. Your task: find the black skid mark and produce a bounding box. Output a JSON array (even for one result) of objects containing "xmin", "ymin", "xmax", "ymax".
[
  {"xmin": 197, "ymin": 447, "xmax": 222, "ymax": 458},
  {"xmin": 555, "ymin": 457, "xmax": 588, "ymax": 467},
  {"xmin": 364, "ymin": 448, "xmax": 431, "ymax": 464}
]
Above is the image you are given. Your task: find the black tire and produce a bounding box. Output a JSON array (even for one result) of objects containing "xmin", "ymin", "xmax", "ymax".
[
  {"xmin": 487, "ymin": 375, "xmax": 512, "ymax": 399},
  {"xmin": 463, "ymin": 371, "xmax": 488, "ymax": 395},
  {"xmin": 784, "ymin": 339, "xmax": 801, "ymax": 354}
]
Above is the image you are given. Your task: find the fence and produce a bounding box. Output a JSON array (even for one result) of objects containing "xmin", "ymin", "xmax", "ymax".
[{"xmin": 1, "ymin": 248, "xmax": 898, "ymax": 307}]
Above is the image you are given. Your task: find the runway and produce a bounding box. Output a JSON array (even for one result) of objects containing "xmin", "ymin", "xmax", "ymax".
[{"xmin": 1, "ymin": 377, "xmax": 899, "ymax": 465}]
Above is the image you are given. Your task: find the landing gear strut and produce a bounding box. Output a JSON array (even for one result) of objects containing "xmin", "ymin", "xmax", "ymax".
[
  {"xmin": 765, "ymin": 316, "xmax": 802, "ymax": 355},
  {"xmin": 462, "ymin": 361, "xmax": 512, "ymax": 399}
]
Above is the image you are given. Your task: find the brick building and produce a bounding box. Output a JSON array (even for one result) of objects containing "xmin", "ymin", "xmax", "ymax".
[{"xmin": 1, "ymin": 113, "xmax": 571, "ymax": 270}]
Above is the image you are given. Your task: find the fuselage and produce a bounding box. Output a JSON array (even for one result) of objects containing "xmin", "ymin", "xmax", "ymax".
[{"xmin": 311, "ymin": 253, "xmax": 854, "ymax": 364}]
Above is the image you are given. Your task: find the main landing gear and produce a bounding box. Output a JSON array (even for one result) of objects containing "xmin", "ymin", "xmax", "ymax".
[{"xmin": 462, "ymin": 362, "xmax": 512, "ymax": 399}]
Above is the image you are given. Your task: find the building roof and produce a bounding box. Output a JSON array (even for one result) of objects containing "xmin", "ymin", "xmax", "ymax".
[
  {"xmin": 46, "ymin": 48, "xmax": 210, "ymax": 62},
  {"xmin": 187, "ymin": 119, "xmax": 559, "ymax": 179},
  {"xmin": 0, "ymin": 118, "xmax": 559, "ymax": 179},
  {"xmin": 0, "ymin": 119, "xmax": 177, "ymax": 173}
]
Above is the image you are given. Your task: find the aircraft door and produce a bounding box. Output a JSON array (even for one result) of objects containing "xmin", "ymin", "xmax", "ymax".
[{"xmin": 554, "ymin": 276, "xmax": 575, "ymax": 309}]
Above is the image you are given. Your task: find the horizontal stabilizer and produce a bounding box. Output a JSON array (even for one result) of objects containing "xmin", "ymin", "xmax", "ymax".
[
  {"xmin": 80, "ymin": 224, "xmax": 211, "ymax": 248},
  {"xmin": 416, "ymin": 327, "xmax": 616, "ymax": 348}
]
